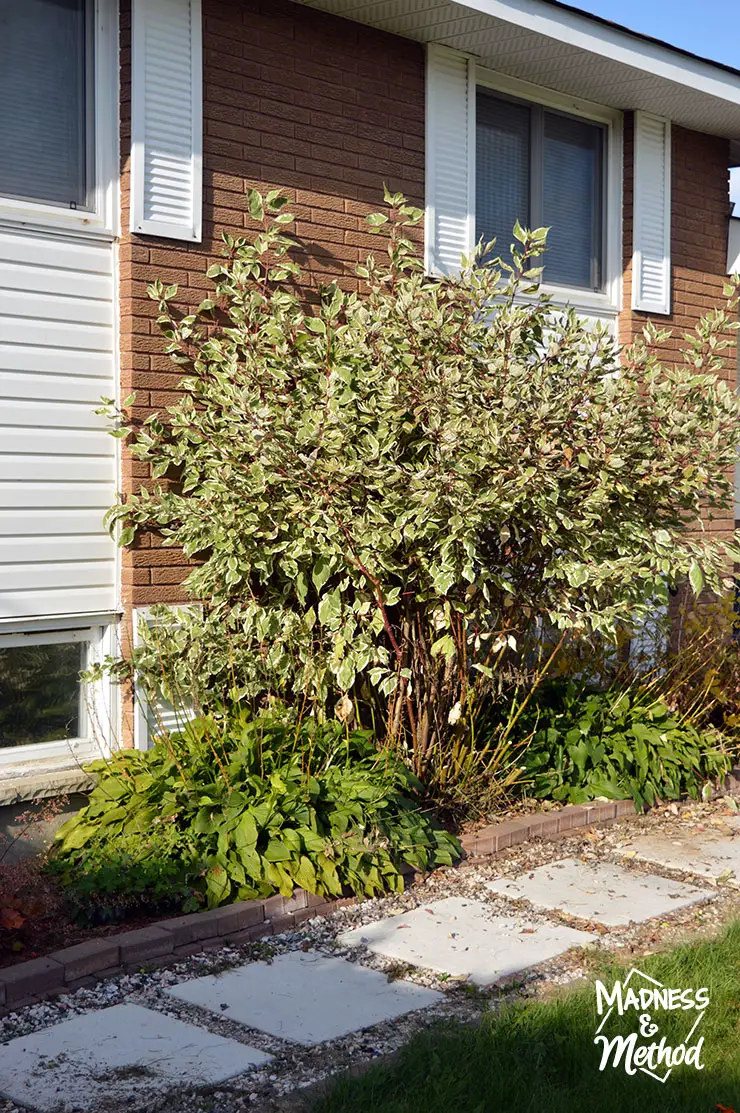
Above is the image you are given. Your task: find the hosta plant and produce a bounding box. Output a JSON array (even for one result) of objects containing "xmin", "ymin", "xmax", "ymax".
[
  {"xmin": 521, "ymin": 683, "xmax": 734, "ymax": 810},
  {"xmin": 96, "ymin": 188, "xmax": 740, "ymax": 786},
  {"xmin": 51, "ymin": 710, "xmax": 460, "ymax": 911}
]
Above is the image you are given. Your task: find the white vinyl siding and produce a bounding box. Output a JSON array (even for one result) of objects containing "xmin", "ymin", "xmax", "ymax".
[
  {"xmin": 425, "ymin": 44, "xmax": 474, "ymax": 276},
  {"xmin": 632, "ymin": 111, "xmax": 672, "ymax": 315},
  {"xmin": 130, "ymin": 0, "xmax": 203, "ymax": 242},
  {"xmin": 0, "ymin": 226, "xmax": 117, "ymax": 623}
]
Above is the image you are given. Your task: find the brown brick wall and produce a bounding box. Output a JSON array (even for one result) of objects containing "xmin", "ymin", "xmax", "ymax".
[
  {"xmin": 619, "ymin": 114, "xmax": 736, "ymax": 544},
  {"xmin": 118, "ymin": 0, "xmax": 425, "ymax": 615}
]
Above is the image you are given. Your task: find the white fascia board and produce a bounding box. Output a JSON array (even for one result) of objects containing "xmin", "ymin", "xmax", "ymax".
[{"xmin": 462, "ymin": 0, "xmax": 740, "ymax": 109}]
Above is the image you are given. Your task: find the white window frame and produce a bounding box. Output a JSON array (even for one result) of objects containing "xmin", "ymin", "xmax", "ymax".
[
  {"xmin": 0, "ymin": 0, "xmax": 119, "ymax": 237},
  {"xmin": 132, "ymin": 606, "xmax": 198, "ymax": 751},
  {"xmin": 0, "ymin": 624, "xmax": 116, "ymax": 768},
  {"xmin": 473, "ymin": 67, "xmax": 623, "ymax": 321}
]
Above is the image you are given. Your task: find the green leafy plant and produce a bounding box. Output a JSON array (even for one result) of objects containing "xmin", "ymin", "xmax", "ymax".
[
  {"xmin": 47, "ymin": 842, "xmax": 195, "ymax": 927},
  {"xmin": 50, "ymin": 710, "xmax": 460, "ymax": 911},
  {"xmin": 520, "ymin": 683, "xmax": 734, "ymax": 810},
  {"xmin": 95, "ymin": 187, "xmax": 740, "ymax": 798}
]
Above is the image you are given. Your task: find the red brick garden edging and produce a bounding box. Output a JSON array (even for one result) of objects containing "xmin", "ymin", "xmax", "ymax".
[
  {"xmin": 458, "ymin": 799, "xmax": 636, "ymax": 856},
  {"xmin": 0, "ymin": 799, "xmax": 637, "ymax": 1012}
]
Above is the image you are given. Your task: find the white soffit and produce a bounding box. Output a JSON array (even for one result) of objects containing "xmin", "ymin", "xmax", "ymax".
[{"xmin": 297, "ymin": 0, "xmax": 740, "ymax": 160}]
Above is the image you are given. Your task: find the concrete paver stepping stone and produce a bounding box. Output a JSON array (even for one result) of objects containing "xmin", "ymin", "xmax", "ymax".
[
  {"xmin": 618, "ymin": 831, "xmax": 740, "ymax": 881},
  {"xmin": 338, "ymin": 896, "xmax": 597, "ymax": 986},
  {"xmin": 486, "ymin": 857, "xmax": 714, "ymax": 926},
  {"xmin": 0, "ymin": 1002, "xmax": 271, "ymax": 1113},
  {"xmin": 166, "ymin": 950, "xmax": 442, "ymax": 1046}
]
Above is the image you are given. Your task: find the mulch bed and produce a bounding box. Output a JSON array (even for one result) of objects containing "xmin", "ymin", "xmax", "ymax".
[{"xmin": 0, "ymin": 860, "xmax": 172, "ymax": 969}]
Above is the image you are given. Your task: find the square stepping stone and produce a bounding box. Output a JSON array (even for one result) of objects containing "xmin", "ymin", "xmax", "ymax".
[
  {"xmin": 623, "ymin": 831, "xmax": 740, "ymax": 880},
  {"xmin": 338, "ymin": 896, "xmax": 597, "ymax": 986},
  {"xmin": 486, "ymin": 857, "xmax": 714, "ymax": 926},
  {"xmin": 166, "ymin": 950, "xmax": 442, "ymax": 1046},
  {"xmin": 619, "ymin": 831, "xmax": 740, "ymax": 881},
  {"xmin": 0, "ymin": 1002, "xmax": 271, "ymax": 1113}
]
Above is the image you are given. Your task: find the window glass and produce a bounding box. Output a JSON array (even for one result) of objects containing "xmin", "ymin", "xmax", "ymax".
[
  {"xmin": 474, "ymin": 89, "xmax": 605, "ymax": 291},
  {"xmin": 543, "ymin": 111, "xmax": 603, "ymax": 289},
  {"xmin": 476, "ymin": 90, "xmax": 530, "ymax": 259},
  {"xmin": 0, "ymin": 0, "xmax": 90, "ymax": 208},
  {"xmin": 0, "ymin": 642, "xmax": 84, "ymax": 747}
]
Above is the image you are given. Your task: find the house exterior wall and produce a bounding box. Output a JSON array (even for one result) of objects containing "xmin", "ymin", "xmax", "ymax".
[
  {"xmin": 117, "ymin": 0, "xmax": 424, "ymax": 744},
  {"xmin": 118, "ymin": 0, "xmax": 424, "ymax": 610},
  {"xmin": 0, "ymin": 0, "xmax": 120, "ymax": 784},
  {"xmin": 620, "ymin": 114, "xmax": 736, "ymax": 546},
  {"xmin": 116, "ymin": 0, "xmax": 736, "ymax": 744}
]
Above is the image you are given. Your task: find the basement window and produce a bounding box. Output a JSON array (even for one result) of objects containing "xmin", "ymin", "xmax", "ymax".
[{"xmin": 0, "ymin": 627, "xmax": 104, "ymax": 764}]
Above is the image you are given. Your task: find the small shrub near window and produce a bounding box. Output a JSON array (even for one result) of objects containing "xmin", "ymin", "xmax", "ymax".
[
  {"xmin": 520, "ymin": 683, "xmax": 735, "ymax": 810},
  {"xmin": 46, "ymin": 838, "xmax": 196, "ymax": 927},
  {"xmin": 50, "ymin": 710, "xmax": 460, "ymax": 913}
]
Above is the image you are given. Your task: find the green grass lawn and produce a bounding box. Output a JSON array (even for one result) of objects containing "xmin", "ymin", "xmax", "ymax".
[{"xmin": 313, "ymin": 923, "xmax": 740, "ymax": 1113}]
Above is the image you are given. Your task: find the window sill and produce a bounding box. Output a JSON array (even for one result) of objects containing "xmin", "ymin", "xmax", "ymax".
[
  {"xmin": 0, "ymin": 757, "xmax": 97, "ymax": 807},
  {"xmin": 0, "ymin": 209, "xmax": 116, "ymax": 242},
  {"xmin": 531, "ymin": 286, "xmax": 620, "ymax": 318}
]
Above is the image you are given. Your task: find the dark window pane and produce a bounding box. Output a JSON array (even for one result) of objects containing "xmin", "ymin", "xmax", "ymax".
[
  {"xmin": 0, "ymin": 0, "xmax": 89, "ymax": 207},
  {"xmin": 475, "ymin": 91, "xmax": 530, "ymax": 259},
  {"xmin": 0, "ymin": 643, "xmax": 83, "ymax": 747},
  {"xmin": 543, "ymin": 112, "xmax": 603, "ymax": 289}
]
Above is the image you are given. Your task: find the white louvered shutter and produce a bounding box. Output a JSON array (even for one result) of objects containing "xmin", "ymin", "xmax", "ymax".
[
  {"xmin": 632, "ymin": 111, "xmax": 672, "ymax": 315},
  {"xmin": 425, "ymin": 45, "xmax": 474, "ymax": 275},
  {"xmin": 130, "ymin": 0, "xmax": 203, "ymax": 242}
]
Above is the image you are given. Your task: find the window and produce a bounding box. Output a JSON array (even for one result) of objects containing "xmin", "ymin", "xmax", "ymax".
[
  {"xmin": 476, "ymin": 89, "xmax": 605, "ymax": 292},
  {"xmin": 0, "ymin": 641, "xmax": 83, "ymax": 747},
  {"xmin": 0, "ymin": 627, "xmax": 107, "ymax": 763},
  {"xmin": 0, "ymin": 0, "xmax": 92, "ymax": 209}
]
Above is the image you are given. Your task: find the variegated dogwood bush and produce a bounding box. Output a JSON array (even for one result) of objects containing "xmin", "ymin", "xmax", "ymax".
[{"xmin": 99, "ymin": 189, "xmax": 740, "ymax": 786}]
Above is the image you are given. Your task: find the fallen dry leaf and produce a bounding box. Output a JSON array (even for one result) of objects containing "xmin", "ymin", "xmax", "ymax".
[{"xmin": 0, "ymin": 909, "xmax": 24, "ymax": 931}]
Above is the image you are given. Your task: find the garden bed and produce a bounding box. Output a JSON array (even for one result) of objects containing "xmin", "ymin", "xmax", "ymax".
[
  {"xmin": 3, "ymin": 796, "xmax": 740, "ymax": 1113},
  {"xmin": 6, "ymin": 772, "xmax": 739, "ymax": 996},
  {"xmin": 0, "ymin": 798, "xmax": 637, "ymax": 1005},
  {"xmin": 0, "ymin": 896, "xmax": 164, "ymax": 972}
]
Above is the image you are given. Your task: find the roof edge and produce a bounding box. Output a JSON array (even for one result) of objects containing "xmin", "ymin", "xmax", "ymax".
[{"xmin": 543, "ymin": 0, "xmax": 740, "ymax": 83}]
